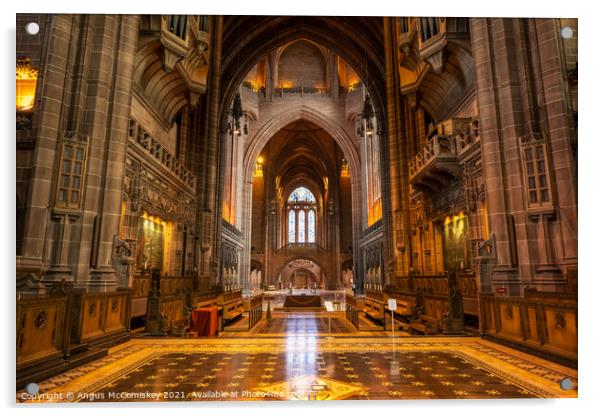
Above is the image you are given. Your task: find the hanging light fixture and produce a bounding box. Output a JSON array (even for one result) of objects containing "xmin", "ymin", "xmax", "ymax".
[
  {"xmin": 16, "ymin": 57, "xmax": 38, "ymax": 112},
  {"xmin": 230, "ymin": 92, "xmax": 243, "ymax": 135},
  {"xmin": 362, "ymin": 94, "xmax": 375, "ymax": 137}
]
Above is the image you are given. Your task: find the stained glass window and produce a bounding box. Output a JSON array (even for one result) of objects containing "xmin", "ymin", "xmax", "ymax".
[
  {"xmin": 308, "ymin": 209, "xmax": 315, "ymax": 243},
  {"xmin": 286, "ymin": 186, "xmax": 317, "ymax": 245},
  {"xmin": 288, "ymin": 210, "xmax": 296, "ymax": 243},
  {"xmin": 288, "ymin": 187, "xmax": 316, "ymax": 203},
  {"xmin": 298, "ymin": 210, "xmax": 306, "ymax": 243}
]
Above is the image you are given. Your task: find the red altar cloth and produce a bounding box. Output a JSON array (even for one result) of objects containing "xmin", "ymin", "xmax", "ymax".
[{"xmin": 188, "ymin": 306, "xmax": 219, "ymax": 337}]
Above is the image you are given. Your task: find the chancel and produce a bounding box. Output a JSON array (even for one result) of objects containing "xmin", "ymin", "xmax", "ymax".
[{"xmin": 15, "ymin": 14, "xmax": 578, "ymax": 402}]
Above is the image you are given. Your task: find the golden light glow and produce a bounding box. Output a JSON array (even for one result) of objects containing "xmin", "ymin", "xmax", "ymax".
[
  {"xmin": 163, "ymin": 220, "xmax": 173, "ymax": 273},
  {"xmin": 254, "ymin": 162, "xmax": 263, "ymax": 177},
  {"xmin": 367, "ymin": 197, "xmax": 382, "ymax": 226},
  {"xmin": 280, "ymin": 80, "xmax": 294, "ymax": 89},
  {"xmin": 444, "ymin": 212, "xmax": 467, "ymax": 241},
  {"xmin": 140, "ymin": 211, "xmax": 173, "ymax": 272},
  {"xmin": 222, "ymin": 202, "xmax": 231, "ymax": 222},
  {"xmin": 248, "ymin": 81, "xmax": 259, "ymax": 92},
  {"xmin": 481, "ymin": 203, "xmax": 489, "ymax": 238},
  {"xmin": 347, "ymin": 67, "xmax": 360, "ymax": 87},
  {"xmin": 141, "ymin": 212, "xmax": 168, "ymax": 228},
  {"xmin": 119, "ymin": 201, "xmax": 128, "ymax": 239},
  {"xmin": 257, "ymin": 156, "xmax": 264, "ymax": 164},
  {"xmin": 340, "ymin": 159, "xmax": 350, "ymax": 178},
  {"xmin": 16, "ymin": 57, "xmax": 38, "ymax": 112},
  {"xmin": 444, "ymin": 211, "xmax": 466, "ymax": 225},
  {"xmin": 347, "ymin": 82, "xmax": 361, "ymax": 92}
]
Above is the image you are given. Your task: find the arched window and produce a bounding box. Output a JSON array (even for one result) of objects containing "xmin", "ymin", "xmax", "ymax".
[
  {"xmin": 286, "ymin": 187, "xmax": 317, "ymax": 244},
  {"xmin": 288, "ymin": 210, "xmax": 296, "ymax": 243},
  {"xmin": 288, "ymin": 187, "xmax": 316, "ymax": 203},
  {"xmin": 308, "ymin": 210, "xmax": 315, "ymax": 243}
]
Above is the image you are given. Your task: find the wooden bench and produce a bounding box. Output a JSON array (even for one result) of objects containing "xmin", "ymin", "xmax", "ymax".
[
  {"xmin": 390, "ymin": 300, "xmax": 413, "ymax": 331},
  {"xmin": 364, "ymin": 298, "xmax": 385, "ymax": 322},
  {"xmin": 394, "ymin": 300, "xmax": 412, "ymax": 315},
  {"xmin": 364, "ymin": 289, "xmax": 385, "ymax": 323},
  {"xmin": 219, "ymin": 290, "xmax": 244, "ymax": 322},
  {"xmin": 409, "ymin": 315, "xmax": 440, "ymax": 335}
]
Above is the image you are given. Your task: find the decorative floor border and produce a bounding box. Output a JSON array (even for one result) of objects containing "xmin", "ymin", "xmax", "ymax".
[{"xmin": 17, "ymin": 337, "xmax": 577, "ymax": 402}]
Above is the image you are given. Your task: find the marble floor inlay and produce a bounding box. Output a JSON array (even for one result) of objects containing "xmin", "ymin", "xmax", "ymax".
[{"xmin": 17, "ymin": 336, "xmax": 577, "ymax": 402}]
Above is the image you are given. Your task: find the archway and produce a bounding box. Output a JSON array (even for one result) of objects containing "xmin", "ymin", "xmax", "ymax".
[
  {"xmin": 218, "ymin": 23, "xmax": 387, "ymax": 293},
  {"xmin": 240, "ymin": 113, "xmax": 360, "ymax": 291},
  {"xmin": 220, "ymin": 17, "xmax": 387, "ymax": 129},
  {"xmin": 274, "ymin": 256, "xmax": 326, "ymax": 290}
]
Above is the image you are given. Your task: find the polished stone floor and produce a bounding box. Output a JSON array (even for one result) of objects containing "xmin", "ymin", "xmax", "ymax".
[
  {"xmin": 17, "ymin": 313, "xmax": 577, "ymax": 402},
  {"xmin": 254, "ymin": 314, "xmax": 354, "ymax": 334}
]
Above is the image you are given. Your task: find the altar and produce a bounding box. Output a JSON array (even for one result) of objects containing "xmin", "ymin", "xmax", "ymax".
[{"xmin": 283, "ymin": 295, "xmax": 322, "ymax": 308}]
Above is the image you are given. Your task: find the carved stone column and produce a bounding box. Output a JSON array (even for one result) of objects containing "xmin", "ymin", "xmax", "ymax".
[
  {"xmin": 384, "ymin": 17, "xmax": 411, "ymax": 279},
  {"xmin": 86, "ymin": 16, "xmax": 140, "ymax": 291},
  {"xmin": 196, "ymin": 16, "xmax": 223, "ymax": 291},
  {"xmin": 470, "ymin": 18, "xmax": 577, "ymax": 295},
  {"xmin": 17, "ymin": 15, "xmax": 74, "ymax": 290},
  {"xmin": 470, "ymin": 18, "xmax": 523, "ymax": 295}
]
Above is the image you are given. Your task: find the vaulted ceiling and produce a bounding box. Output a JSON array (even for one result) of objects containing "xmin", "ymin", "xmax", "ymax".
[
  {"xmin": 220, "ymin": 16, "xmax": 386, "ymax": 125},
  {"xmin": 258, "ymin": 120, "xmax": 344, "ymax": 206}
]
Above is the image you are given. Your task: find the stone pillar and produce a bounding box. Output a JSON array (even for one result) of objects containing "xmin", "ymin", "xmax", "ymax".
[
  {"xmin": 17, "ymin": 15, "xmax": 139, "ymax": 293},
  {"xmin": 196, "ymin": 15, "xmax": 223, "ymax": 290},
  {"xmin": 17, "ymin": 15, "xmax": 74, "ymax": 291},
  {"xmin": 383, "ymin": 17, "xmax": 410, "ymax": 279},
  {"xmin": 86, "ymin": 15, "xmax": 140, "ymax": 290},
  {"xmin": 532, "ymin": 19, "xmax": 578, "ymax": 282},
  {"xmin": 470, "ymin": 18, "xmax": 577, "ymax": 295},
  {"xmin": 470, "ymin": 18, "xmax": 523, "ymax": 294}
]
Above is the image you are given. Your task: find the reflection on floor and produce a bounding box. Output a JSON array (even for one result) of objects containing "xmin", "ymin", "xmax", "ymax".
[
  {"xmin": 223, "ymin": 311, "xmax": 388, "ymax": 337},
  {"xmin": 253, "ymin": 313, "xmax": 354, "ymax": 334},
  {"xmin": 262, "ymin": 289, "xmax": 347, "ymax": 309},
  {"xmin": 17, "ymin": 335, "xmax": 577, "ymax": 402}
]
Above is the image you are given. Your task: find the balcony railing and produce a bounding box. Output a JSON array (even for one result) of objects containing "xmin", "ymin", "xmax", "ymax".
[
  {"xmin": 221, "ymin": 219, "xmax": 243, "ymax": 240},
  {"xmin": 409, "ymin": 134, "xmax": 460, "ymax": 191},
  {"xmin": 455, "ymin": 118, "xmax": 480, "ymax": 158},
  {"xmin": 128, "ymin": 118, "xmax": 196, "ymax": 191},
  {"xmin": 409, "ymin": 117, "xmax": 479, "ymax": 192},
  {"xmin": 274, "ymin": 86, "xmax": 330, "ymax": 96}
]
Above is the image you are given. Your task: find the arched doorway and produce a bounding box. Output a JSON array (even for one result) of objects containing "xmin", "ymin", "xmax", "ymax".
[{"xmin": 279, "ymin": 259, "xmax": 322, "ymax": 290}]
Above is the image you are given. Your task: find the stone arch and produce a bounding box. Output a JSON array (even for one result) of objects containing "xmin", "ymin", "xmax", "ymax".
[
  {"xmin": 273, "ymin": 39, "xmax": 331, "ymax": 79},
  {"xmin": 242, "ymin": 105, "xmax": 360, "ymax": 185},
  {"xmin": 276, "ymin": 40, "xmax": 328, "ymax": 89},
  {"xmin": 418, "ymin": 42, "xmax": 475, "ymax": 122},
  {"xmin": 281, "ymin": 267, "xmax": 320, "ymax": 289},
  {"xmin": 133, "ymin": 39, "xmax": 190, "ymax": 124},
  {"xmin": 220, "ymin": 17, "xmax": 387, "ymax": 135},
  {"xmin": 239, "ymin": 106, "xmax": 363, "ymax": 291},
  {"xmin": 273, "ymin": 255, "xmax": 327, "ymax": 287},
  {"xmin": 221, "ymin": 17, "xmax": 388, "ymax": 292}
]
